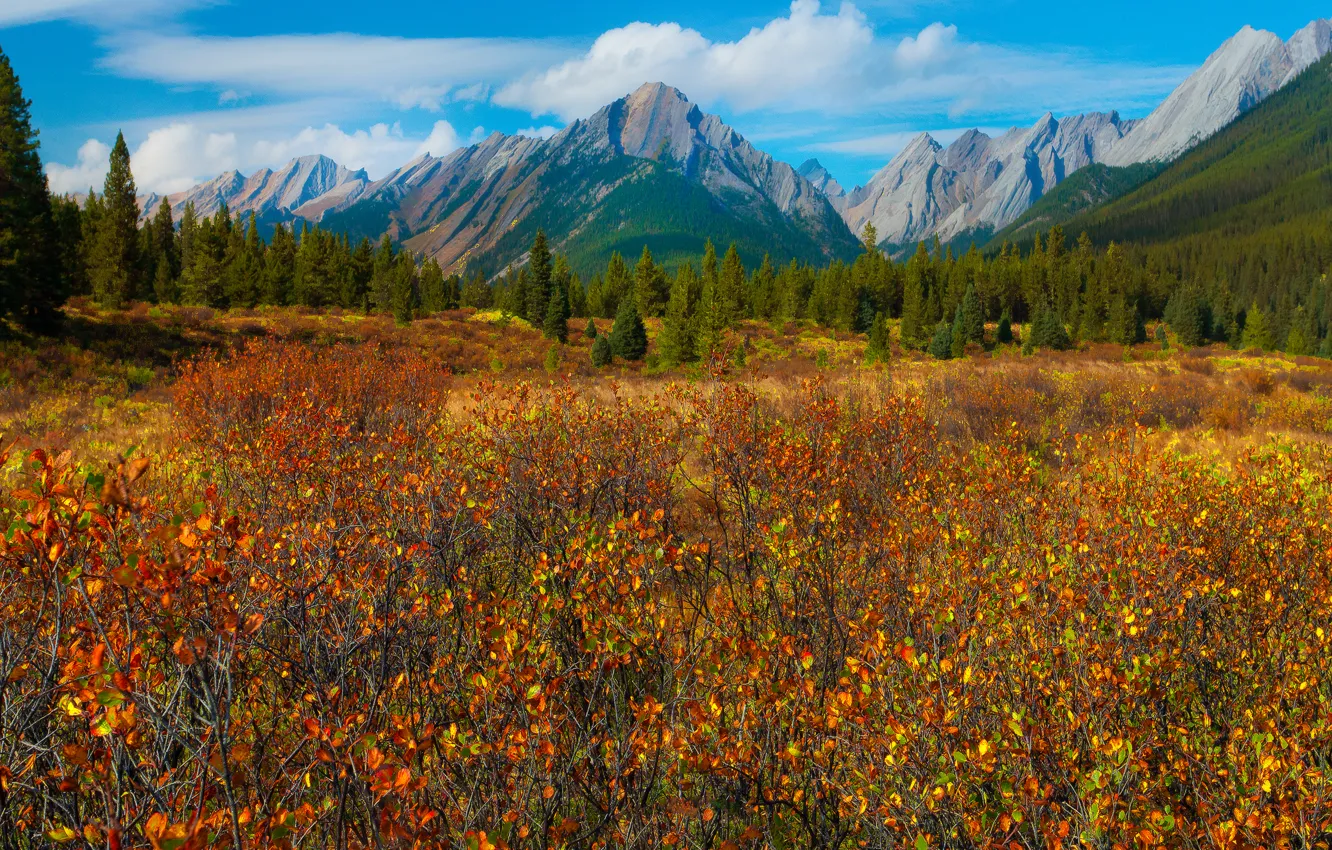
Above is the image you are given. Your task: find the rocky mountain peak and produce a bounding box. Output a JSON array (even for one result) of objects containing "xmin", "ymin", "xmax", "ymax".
[{"xmin": 798, "ymin": 159, "xmax": 845, "ymax": 199}]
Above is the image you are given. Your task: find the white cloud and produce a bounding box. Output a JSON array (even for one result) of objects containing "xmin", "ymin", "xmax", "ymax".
[
  {"xmin": 495, "ymin": 0, "xmax": 875, "ymax": 120},
  {"xmin": 132, "ymin": 124, "xmax": 240, "ymax": 194},
  {"xmin": 46, "ymin": 139, "xmax": 111, "ymax": 195},
  {"xmin": 103, "ymin": 32, "xmax": 572, "ymax": 109},
  {"xmin": 516, "ymin": 126, "xmax": 561, "ymax": 140},
  {"xmin": 0, "ymin": 0, "xmax": 211, "ymax": 28},
  {"xmin": 894, "ymin": 22, "xmax": 959, "ymax": 72},
  {"xmin": 47, "ymin": 118, "xmax": 470, "ymax": 195},
  {"xmin": 495, "ymin": 4, "xmax": 1188, "ymax": 126}
]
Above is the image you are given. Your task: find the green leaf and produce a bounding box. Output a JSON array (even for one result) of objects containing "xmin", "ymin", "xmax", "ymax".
[{"xmin": 915, "ymin": 834, "xmax": 929, "ymax": 850}]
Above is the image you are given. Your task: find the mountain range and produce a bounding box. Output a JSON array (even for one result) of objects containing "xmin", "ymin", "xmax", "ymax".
[
  {"xmin": 138, "ymin": 17, "xmax": 1332, "ymax": 270},
  {"xmin": 828, "ymin": 17, "xmax": 1332, "ymax": 249}
]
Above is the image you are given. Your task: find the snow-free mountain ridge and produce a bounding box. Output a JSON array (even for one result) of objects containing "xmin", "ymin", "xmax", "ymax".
[
  {"xmin": 140, "ymin": 17, "xmax": 1332, "ymax": 264},
  {"xmin": 839, "ymin": 17, "xmax": 1332, "ymax": 248}
]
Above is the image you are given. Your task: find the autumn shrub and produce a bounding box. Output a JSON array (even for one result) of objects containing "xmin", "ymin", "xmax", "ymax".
[{"xmin": 1, "ymin": 344, "xmax": 1330, "ymax": 850}]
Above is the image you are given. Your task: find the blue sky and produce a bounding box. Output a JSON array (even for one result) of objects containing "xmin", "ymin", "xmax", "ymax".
[{"xmin": 2, "ymin": 0, "xmax": 1328, "ymax": 196}]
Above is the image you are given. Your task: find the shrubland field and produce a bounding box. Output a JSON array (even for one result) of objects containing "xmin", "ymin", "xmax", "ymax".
[{"xmin": 0, "ymin": 304, "xmax": 1330, "ymax": 850}]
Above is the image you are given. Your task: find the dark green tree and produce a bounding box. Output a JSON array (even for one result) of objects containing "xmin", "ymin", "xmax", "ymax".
[
  {"xmin": 1242, "ymin": 304, "xmax": 1272, "ymax": 350},
  {"xmin": 996, "ymin": 307, "xmax": 1014, "ymax": 345},
  {"xmin": 1031, "ymin": 307, "xmax": 1071, "ymax": 351},
  {"xmin": 960, "ymin": 281, "xmax": 984, "ymax": 344},
  {"xmin": 88, "ymin": 132, "xmax": 141, "ymax": 307},
  {"xmin": 590, "ymin": 333, "xmax": 613, "ymax": 368},
  {"xmin": 419, "ymin": 257, "xmax": 448, "ymax": 313},
  {"xmin": 526, "ymin": 229, "xmax": 552, "ymax": 325},
  {"xmin": 0, "ymin": 46, "xmax": 64, "ymax": 328},
  {"xmin": 659, "ymin": 263, "xmax": 698, "ymax": 366},
  {"xmin": 950, "ymin": 306, "xmax": 966, "ymax": 358},
  {"xmin": 609, "ymin": 294, "xmax": 648, "ymax": 361},
  {"xmin": 543, "ymin": 257, "xmax": 571, "ymax": 342},
  {"xmin": 928, "ymin": 320, "xmax": 953, "ymax": 360},
  {"xmin": 865, "ymin": 311, "xmax": 890, "ymax": 364},
  {"xmin": 634, "ymin": 245, "xmax": 669, "ymax": 316}
]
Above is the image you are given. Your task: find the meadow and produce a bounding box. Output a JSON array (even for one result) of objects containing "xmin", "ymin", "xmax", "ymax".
[{"xmin": 0, "ymin": 305, "xmax": 1330, "ymax": 849}]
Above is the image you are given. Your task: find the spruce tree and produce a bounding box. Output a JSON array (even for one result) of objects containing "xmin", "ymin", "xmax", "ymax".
[
  {"xmin": 1107, "ymin": 295, "xmax": 1139, "ymax": 346},
  {"xmin": 928, "ymin": 320, "xmax": 953, "ymax": 360},
  {"xmin": 866, "ymin": 311, "xmax": 890, "ymax": 364},
  {"xmin": 0, "ymin": 47, "xmax": 63, "ymax": 328},
  {"xmin": 603, "ymin": 252, "xmax": 631, "ymax": 318},
  {"xmin": 590, "ymin": 333, "xmax": 613, "ymax": 368},
  {"xmin": 634, "ymin": 245, "xmax": 668, "ymax": 316},
  {"xmin": 389, "ymin": 252, "xmax": 417, "ymax": 325},
  {"xmin": 960, "ymin": 281, "xmax": 984, "ymax": 344},
  {"xmin": 719, "ymin": 243, "xmax": 745, "ymax": 323},
  {"xmin": 584, "ymin": 317, "xmax": 597, "ymax": 339},
  {"xmin": 264, "ymin": 224, "xmax": 296, "ymax": 306},
  {"xmin": 419, "ymin": 257, "xmax": 447, "ymax": 313},
  {"xmin": 950, "ymin": 306, "xmax": 966, "ymax": 358},
  {"xmin": 1242, "ymin": 304, "xmax": 1272, "ymax": 350},
  {"xmin": 609, "ymin": 295, "xmax": 648, "ymax": 361},
  {"xmin": 88, "ymin": 132, "xmax": 141, "ymax": 308},
  {"xmin": 527, "ymin": 229, "xmax": 551, "ymax": 325},
  {"xmin": 1286, "ymin": 321, "xmax": 1309, "ymax": 356},
  {"xmin": 568, "ymin": 272, "xmax": 587, "ymax": 317},
  {"xmin": 996, "ymin": 307, "xmax": 1014, "ymax": 345},
  {"xmin": 1032, "ymin": 307, "xmax": 1071, "ymax": 351},
  {"xmin": 543, "ymin": 263, "xmax": 570, "ymax": 343},
  {"xmin": 659, "ymin": 264, "xmax": 697, "ymax": 366},
  {"xmin": 150, "ymin": 197, "xmax": 178, "ymax": 284},
  {"xmin": 900, "ymin": 253, "xmax": 927, "ymax": 348}
]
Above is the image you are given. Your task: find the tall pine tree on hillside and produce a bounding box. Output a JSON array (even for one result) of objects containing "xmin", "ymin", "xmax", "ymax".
[
  {"xmin": 527, "ymin": 229, "xmax": 552, "ymax": 326},
  {"xmin": 543, "ymin": 255, "xmax": 571, "ymax": 342},
  {"xmin": 659, "ymin": 263, "xmax": 698, "ymax": 366},
  {"xmin": 88, "ymin": 132, "xmax": 141, "ymax": 308},
  {"xmin": 609, "ymin": 295, "xmax": 648, "ymax": 361},
  {"xmin": 719, "ymin": 243, "xmax": 745, "ymax": 324},
  {"xmin": 0, "ymin": 46, "xmax": 64, "ymax": 328}
]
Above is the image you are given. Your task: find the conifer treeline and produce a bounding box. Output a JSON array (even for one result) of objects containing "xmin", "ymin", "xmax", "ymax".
[{"xmin": 4, "ymin": 43, "xmax": 1330, "ymax": 355}]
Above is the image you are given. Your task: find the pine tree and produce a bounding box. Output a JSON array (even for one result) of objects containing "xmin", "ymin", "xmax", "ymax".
[
  {"xmin": 603, "ymin": 253, "xmax": 632, "ymax": 318},
  {"xmin": 1107, "ymin": 295, "xmax": 1139, "ymax": 346},
  {"xmin": 900, "ymin": 244, "xmax": 929, "ymax": 348},
  {"xmin": 419, "ymin": 257, "xmax": 448, "ymax": 313},
  {"xmin": 149, "ymin": 197, "xmax": 178, "ymax": 286},
  {"xmin": 544, "ymin": 344, "xmax": 561, "ymax": 374},
  {"xmin": 960, "ymin": 281, "xmax": 984, "ymax": 344},
  {"xmin": 264, "ymin": 224, "xmax": 296, "ymax": 306},
  {"xmin": 527, "ymin": 229, "xmax": 552, "ymax": 325},
  {"xmin": 1032, "ymin": 307, "xmax": 1070, "ymax": 351},
  {"xmin": 389, "ymin": 252, "xmax": 418, "ymax": 325},
  {"xmin": 996, "ymin": 307, "xmax": 1014, "ymax": 345},
  {"xmin": 634, "ymin": 245, "xmax": 669, "ymax": 316},
  {"xmin": 590, "ymin": 333, "xmax": 613, "ymax": 368},
  {"xmin": 866, "ymin": 311, "xmax": 890, "ymax": 364},
  {"xmin": 609, "ymin": 295, "xmax": 648, "ymax": 361},
  {"xmin": 542, "ymin": 260, "xmax": 570, "ymax": 343},
  {"xmin": 584, "ymin": 317, "xmax": 597, "ymax": 339},
  {"xmin": 0, "ymin": 47, "xmax": 64, "ymax": 328},
  {"xmin": 370, "ymin": 234, "xmax": 396, "ymax": 312},
  {"xmin": 719, "ymin": 243, "xmax": 745, "ymax": 323},
  {"xmin": 928, "ymin": 320, "xmax": 953, "ymax": 360},
  {"xmin": 1242, "ymin": 304, "xmax": 1272, "ymax": 350},
  {"xmin": 88, "ymin": 132, "xmax": 141, "ymax": 308},
  {"xmin": 568, "ymin": 272, "xmax": 587, "ymax": 317},
  {"xmin": 949, "ymin": 306, "xmax": 965, "ymax": 358},
  {"xmin": 659, "ymin": 264, "xmax": 698, "ymax": 366}
]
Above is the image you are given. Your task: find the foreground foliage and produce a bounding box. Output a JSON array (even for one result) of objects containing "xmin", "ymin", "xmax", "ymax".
[{"xmin": 0, "ymin": 340, "xmax": 1330, "ymax": 849}]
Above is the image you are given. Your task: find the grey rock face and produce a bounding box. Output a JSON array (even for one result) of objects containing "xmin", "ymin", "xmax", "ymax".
[{"xmin": 828, "ymin": 17, "xmax": 1331, "ymax": 247}]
